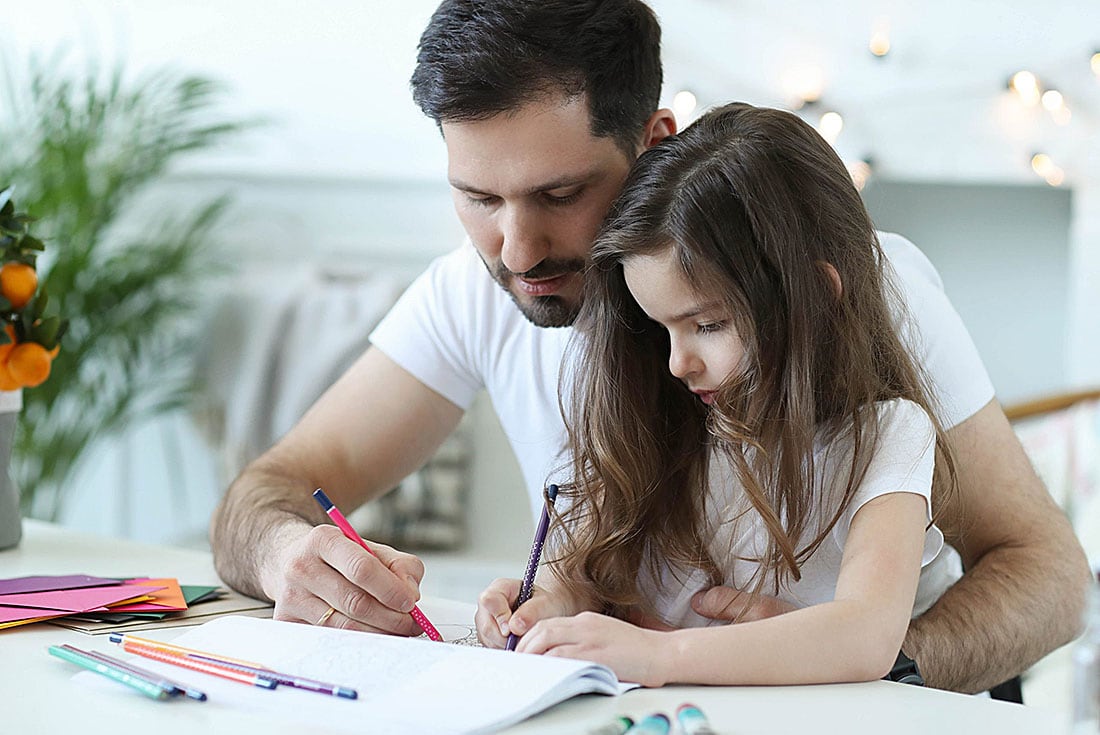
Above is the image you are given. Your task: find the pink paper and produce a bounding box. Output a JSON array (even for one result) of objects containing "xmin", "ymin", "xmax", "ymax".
[
  {"xmin": 0, "ymin": 606, "xmax": 73, "ymax": 624},
  {"xmin": 0, "ymin": 584, "xmax": 164, "ymax": 612}
]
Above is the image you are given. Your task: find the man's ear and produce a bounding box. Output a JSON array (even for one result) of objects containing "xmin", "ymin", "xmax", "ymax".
[
  {"xmin": 640, "ymin": 108, "xmax": 677, "ymax": 151},
  {"xmin": 818, "ymin": 261, "xmax": 843, "ymax": 299}
]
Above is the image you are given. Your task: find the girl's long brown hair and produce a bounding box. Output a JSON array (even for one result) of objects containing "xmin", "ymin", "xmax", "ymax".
[{"xmin": 555, "ymin": 102, "xmax": 957, "ymax": 622}]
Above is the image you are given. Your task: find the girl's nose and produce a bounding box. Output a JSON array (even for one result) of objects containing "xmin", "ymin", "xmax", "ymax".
[{"xmin": 668, "ymin": 342, "xmax": 699, "ymax": 380}]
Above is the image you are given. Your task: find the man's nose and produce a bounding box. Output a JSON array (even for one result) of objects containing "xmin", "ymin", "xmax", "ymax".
[{"xmin": 500, "ymin": 205, "xmax": 550, "ymax": 275}]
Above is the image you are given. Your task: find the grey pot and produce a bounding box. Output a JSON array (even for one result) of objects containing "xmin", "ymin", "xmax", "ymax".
[{"xmin": 0, "ymin": 392, "xmax": 22, "ymax": 550}]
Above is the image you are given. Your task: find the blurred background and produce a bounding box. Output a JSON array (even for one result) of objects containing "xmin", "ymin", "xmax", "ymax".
[{"xmin": 2, "ymin": 1, "xmax": 1099, "ymax": 701}]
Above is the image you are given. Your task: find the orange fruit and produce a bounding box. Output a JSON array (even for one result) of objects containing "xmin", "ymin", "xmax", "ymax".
[
  {"xmin": 6, "ymin": 341, "xmax": 51, "ymax": 387},
  {"xmin": 0, "ymin": 342, "xmax": 19, "ymax": 391},
  {"xmin": 0, "ymin": 262, "xmax": 37, "ymax": 309}
]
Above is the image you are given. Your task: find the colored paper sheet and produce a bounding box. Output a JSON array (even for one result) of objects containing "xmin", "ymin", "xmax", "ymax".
[
  {"xmin": 107, "ymin": 578, "xmax": 187, "ymax": 613},
  {"xmin": 59, "ymin": 585, "xmax": 228, "ymax": 625},
  {"xmin": 0, "ymin": 607, "xmax": 72, "ymax": 626},
  {"xmin": 0, "ymin": 575, "xmax": 123, "ymax": 596},
  {"xmin": 181, "ymin": 586, "xmax": 223, "ymax": 606},
  {"xmin": 0, "ymin": 584, "xmax": 164, "ymax": 613},
  {"xmin": 51, "ymin": 587, "xmax": 273, "ymax": 635}
]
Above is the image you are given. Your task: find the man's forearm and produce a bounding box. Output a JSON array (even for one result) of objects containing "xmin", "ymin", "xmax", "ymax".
[
  {"xmin": 904, "ymin": 535, "xmax": 1090, "ymax": 693},
  {"xmin": 209, "ymin": 461, "xmax": 324, "ymax": 601}
]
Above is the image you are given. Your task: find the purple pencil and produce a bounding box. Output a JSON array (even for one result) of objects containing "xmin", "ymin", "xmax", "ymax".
[
  {"xmin": 187, "ymin": 654, "xmax": 357, "ymax": 699},
  {"xmin": 506, "ymin": 484, "xmax": 559, "ymax": 651}
]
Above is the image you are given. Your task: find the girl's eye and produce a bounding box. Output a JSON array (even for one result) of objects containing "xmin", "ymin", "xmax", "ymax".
[
  {"xmin": 697, "ymin": 321, "xmax": 725, "ymax": 335},
  {"xmin": 544, "ymin": 190, "xmax": 582, "ymax": 206}
]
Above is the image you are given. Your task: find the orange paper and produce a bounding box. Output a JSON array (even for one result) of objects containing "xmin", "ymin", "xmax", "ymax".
[{"xmin": 107, "ymin": 578, "xmax": 188, "ymax": 613}]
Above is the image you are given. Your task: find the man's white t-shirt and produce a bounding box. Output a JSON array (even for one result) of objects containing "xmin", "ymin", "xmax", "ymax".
[{"xmin": 369, "ymin": 231, "xmax": 994, "ymax": 613}]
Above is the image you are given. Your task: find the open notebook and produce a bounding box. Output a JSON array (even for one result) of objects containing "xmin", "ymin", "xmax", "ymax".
[{"xmin": 83, "ymin": 613, "xmax": 632, "ymax": 734}]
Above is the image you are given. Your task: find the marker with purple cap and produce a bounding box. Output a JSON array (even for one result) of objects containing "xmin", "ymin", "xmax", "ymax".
[{"xmin": 506, "ymin": 484, "xmax": 559, "ymax": 651}]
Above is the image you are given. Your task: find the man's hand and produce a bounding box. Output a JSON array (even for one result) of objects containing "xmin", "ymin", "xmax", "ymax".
[
  {"xmin": 264, "ymin": 523, "xmax": 426, "ymax": 635},
  {"xmin": 210, "ymin": 348, "xmax": 465, "ymax": 633},
  {"xmin": 475, "ymin": 577, "xmax": 586, "ymax": 648},
  {"xmin": 690, "ymin": 586, "xmax": 798, "ymax": 623}
]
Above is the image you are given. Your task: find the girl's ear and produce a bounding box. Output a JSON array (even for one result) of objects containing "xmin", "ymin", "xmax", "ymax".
[{"xmin": 817, "ymin": 261, "xmax": 843, "ymax": 299}]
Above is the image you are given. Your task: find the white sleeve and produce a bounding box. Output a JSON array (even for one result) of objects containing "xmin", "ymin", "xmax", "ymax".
[
  {"xmin": 879, "ymin": 231, "xmax": 995, "ymax": 429},
  {"xmin": 832, "ymin": 399, "xmax": 943, "ymax": 567},
  {"xmin": 368, "ymin": 247, "xmax": 484, "ymax": 410}
]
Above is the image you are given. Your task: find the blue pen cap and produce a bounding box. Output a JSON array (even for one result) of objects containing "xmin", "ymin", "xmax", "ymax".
[{"xmin": 624, "ymin": 713, "xmax": 670, "ymax": 735}]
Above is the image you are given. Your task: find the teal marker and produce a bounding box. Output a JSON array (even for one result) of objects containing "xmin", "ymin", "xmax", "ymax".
[
  {"xmin": 623, "ymin": 713, "xmax": 670, "ymax": 735},
  {"xmin": 587, "ymin": 715, "xmax": 634, "ymax": 735},
  {"xmin": 48, "ymin": 645, "xmax": 172, "ymax": 701},
  {"xmin": 676, "ymin": 703, "xmax": 717, "ymax": 735}
]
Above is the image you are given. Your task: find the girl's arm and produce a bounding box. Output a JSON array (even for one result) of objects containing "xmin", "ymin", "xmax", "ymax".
[{"xmin": 518, "ymin": 490, "xmax": 928, "ymax": 686}]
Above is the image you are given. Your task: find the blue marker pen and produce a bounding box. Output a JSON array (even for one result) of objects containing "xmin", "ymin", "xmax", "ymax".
[
  {"xmin": 623, "ymin": 713, "xmax": 670, "ymax": 735},
  {"xmin": 676, "ymin": 703, "xmax": 716, "ymax": 735}
]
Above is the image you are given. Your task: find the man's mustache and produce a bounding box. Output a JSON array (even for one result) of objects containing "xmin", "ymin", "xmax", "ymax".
[{"xmin": 495, "ymin": 259, "xmax": 585, "ymax": 281}]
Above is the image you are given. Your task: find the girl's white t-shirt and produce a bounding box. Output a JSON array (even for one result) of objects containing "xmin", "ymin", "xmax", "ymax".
[{"xmin": 642, "ymin": 398, "xmax": 959, "ymax": 627}]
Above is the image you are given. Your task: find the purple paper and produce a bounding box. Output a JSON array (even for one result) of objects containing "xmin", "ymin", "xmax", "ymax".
[{"xmin": 0, "ymin": 575, "xmax": 122, "ymax": 596}]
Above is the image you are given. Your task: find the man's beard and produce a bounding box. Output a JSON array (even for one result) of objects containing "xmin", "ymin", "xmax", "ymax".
[{"xmin": 485, "ymin": 257, "xmax": 585, "ymax": 328}]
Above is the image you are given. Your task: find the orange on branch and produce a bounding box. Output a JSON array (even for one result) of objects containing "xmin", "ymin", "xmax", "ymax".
[
  {"xmin": 7, "ymin": 341, "xmax": 52, "ymax": 388},
  {"xmin": 0, "ymin": 342, "xmax": 20, "ymax": 391},
  {"xmin": 0, "ymin": 262, "xmax": 38, "ymax": 309}
]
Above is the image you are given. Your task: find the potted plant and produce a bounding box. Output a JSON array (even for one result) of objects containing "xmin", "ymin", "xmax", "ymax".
[
  {"xmin": 1, "ymin": 58, "xmax": 247, "ymax": 526},
  {"xmin": 0, "ymin": 186, "xmax": 66, "ymax": 548}
]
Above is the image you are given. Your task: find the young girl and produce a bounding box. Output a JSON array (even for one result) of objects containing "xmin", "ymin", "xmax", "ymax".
[{"xmin": 475, "ymin": 102, "xmax": 958, "ymax": 687}]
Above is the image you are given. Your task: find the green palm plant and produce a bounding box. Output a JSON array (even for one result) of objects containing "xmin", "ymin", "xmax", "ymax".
[{"xmin": 0, "ymin": 57, "xmax": 249, "ymax": 519}]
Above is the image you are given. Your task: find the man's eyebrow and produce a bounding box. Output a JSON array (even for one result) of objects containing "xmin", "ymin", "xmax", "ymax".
[{"xmin": 449, "ymin": 172, "xmax": 598, "ymax": 197}]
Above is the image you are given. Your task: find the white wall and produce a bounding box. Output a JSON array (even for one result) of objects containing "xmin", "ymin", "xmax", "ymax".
[
  {"xmin": 2, "ymin": 0, "xmax": 448, "ymax": 181},
  {"xmin": 861, "ymin": 180, "xmax": 1074, "ymax": 404}
]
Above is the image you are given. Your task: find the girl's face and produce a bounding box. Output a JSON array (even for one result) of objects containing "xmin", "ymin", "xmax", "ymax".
[{"xmin": 623, "ymin": 248, "xmax": 747, "ymax": 405}]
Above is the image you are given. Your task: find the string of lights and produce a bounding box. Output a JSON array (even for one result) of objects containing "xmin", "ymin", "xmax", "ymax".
[{"xmin": 666, "ymin": 18, "xmax": 1097, "ymax": 191}]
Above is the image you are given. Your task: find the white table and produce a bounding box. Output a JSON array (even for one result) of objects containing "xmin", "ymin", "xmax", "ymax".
[{"xmin": 1, "ymin": 520, "xmax": 1065, "ymax": 734}]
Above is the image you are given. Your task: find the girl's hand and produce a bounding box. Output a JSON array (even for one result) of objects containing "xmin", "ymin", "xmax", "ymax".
[
  {"xmin": 475, "ymin": 577, "xmax": 582, "ymax": 648},
  {"xmin": 516, "ymin": 611, "xmax": 671, "ymax": 687}
]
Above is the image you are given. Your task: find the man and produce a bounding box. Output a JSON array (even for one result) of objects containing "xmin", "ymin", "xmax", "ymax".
[{"xmin": 211, "ymin": 0, "xmax": 1088, "ymax": 694}]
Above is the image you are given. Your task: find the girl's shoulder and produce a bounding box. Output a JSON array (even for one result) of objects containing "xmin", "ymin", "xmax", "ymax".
[
  {"xmin": 872, "ymin": 398, "xmax": 934, "ymax": 438},
  {"xmin": 815, "ymin": 398, "xmax": 933, "ymax": 454},
  {"xmin": 873, "ymin": 396, "xmax": 929, "ymax": 418}
]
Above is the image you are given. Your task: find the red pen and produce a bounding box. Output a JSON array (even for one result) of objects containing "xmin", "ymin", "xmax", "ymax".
[{"xmin": 312, "ymin": 488, "xmax": 443, "ymax": 641}]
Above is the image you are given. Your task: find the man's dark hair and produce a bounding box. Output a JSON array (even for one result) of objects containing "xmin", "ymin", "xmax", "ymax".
[{"xmin": 411, "ymin": 0, "xmax": 663, "ymax": 155}]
